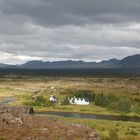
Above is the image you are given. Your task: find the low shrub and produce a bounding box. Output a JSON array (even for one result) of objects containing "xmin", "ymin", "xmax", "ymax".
[
  {"xmin": 94, "ymin": 93, "xmax": 131, "ymax": 113},
  {"xmin": 61, "ymin": 97, "xmax": 70, "ymax": 105},
  {"xmin": 94, "ymin": 93, "xmax": 117, "ymax": 107},
  {"xmin": 125, "ymin": 130, "xmax": 138, "ymax": 135},
  {"xmin": 109, "ymin": 129, "xmax": 119, "ymax": 140},
  {"xmin": 24, "ymin": 96, "xmax": 55, "ymax": 107},
  {"xmin": 116, "ymin": 98, "xmax": 131, "ymax": 113},
  {"xmin": 131, "ymin": 104, "xmax": 140, "ymax": 114}
]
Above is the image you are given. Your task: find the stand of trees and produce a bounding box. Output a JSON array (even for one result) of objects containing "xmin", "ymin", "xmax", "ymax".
[{"xmin": 94, "ymin": 93, "xmax": 132, "ymax": 113}]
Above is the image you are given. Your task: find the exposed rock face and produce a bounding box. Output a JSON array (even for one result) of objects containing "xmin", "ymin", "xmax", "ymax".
[
  {"xmin": 0, "ymin": 112, "xmax": 24, "ymax": 126},
  {"xmin": 0, "ymin": 106, "xmax": 34, "ymax": 115},
  {"xmin": 0, "ymin": 106, "xmax": 100, "ymax": 140}
]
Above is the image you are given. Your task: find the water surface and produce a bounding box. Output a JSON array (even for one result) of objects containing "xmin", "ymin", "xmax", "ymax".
[{"xmin": 36, "ymin": 111, "xmax": 140, "ymax": 122}]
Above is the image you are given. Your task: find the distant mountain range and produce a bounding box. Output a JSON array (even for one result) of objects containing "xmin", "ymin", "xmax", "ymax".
[{"xmin": 0, "ymin": 54, "xmax": 140, "ymax": 69}]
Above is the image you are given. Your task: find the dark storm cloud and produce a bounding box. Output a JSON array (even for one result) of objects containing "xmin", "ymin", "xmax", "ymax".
[
  {"xmin": 0, "ymin": 0, "xmax": 140, "ymax": 64},
  {"xmin": 1, "ymin": 0, "xmax": 140, "ymax": 26}
]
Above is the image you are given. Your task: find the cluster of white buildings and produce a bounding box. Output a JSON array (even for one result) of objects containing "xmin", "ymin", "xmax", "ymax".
[
  {"xmin": 68, "ymin": 96, "xmax": 89, "ymax": 105},
  {"xmin": 49, "ymin": 94, "xmax": 89, "ymax": 105}
]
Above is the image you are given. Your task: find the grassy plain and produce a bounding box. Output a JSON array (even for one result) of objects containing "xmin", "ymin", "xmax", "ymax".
[
  {"xmin": 0, "ymin": 75, "xmax": 140, "ymax": 139},
  {"xmin": 55, "ymin": 116, "xmax": 140, "ymax": 140}
]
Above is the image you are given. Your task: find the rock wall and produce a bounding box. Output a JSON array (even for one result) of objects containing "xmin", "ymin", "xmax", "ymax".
[{"xmin": 0, "ymin": 106, "xmax": 34, "ymax": 115}]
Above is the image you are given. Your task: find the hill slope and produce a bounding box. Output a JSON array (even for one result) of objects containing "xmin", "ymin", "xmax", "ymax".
[
  {"xmin": 0, "ymin": 110, "xmax": 100, "ymax": 140},
  {"xmin": 19, "ymin": 59, "xmax": 119, "ymax": 69},
  {"xmin": 120, "ymin": 54, "xmax": 140, "ymax": 67},
  {"xmin": 0, "ymin": 54, "xmax": 140, "ymax": 69}
]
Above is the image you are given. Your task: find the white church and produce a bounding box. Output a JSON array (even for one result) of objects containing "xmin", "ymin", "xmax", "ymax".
[{"xmin": 68, "ymin": 96, "xmax": 89, "ymax": 105}]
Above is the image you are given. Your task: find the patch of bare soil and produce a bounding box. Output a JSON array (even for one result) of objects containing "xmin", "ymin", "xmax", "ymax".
[{"xmin": 0, "ymin": 112, "xmax": 100, "ymax": 140}]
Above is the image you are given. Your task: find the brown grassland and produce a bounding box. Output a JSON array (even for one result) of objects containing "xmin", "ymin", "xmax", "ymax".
[{"xmin": 0, "ymin": 75, "xmax": 140, "ymax": 140}]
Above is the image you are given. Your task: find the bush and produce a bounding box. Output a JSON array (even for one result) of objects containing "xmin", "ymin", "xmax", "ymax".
[
  {"xmin": 94, "ymin": 94, "xmax": 131, "ymax": 113},
  {"xmin": 108, "ymin": 99, "xmax": 131, "ymax": 113},
  {"xmin": 24, "ymin": 96, "xmax": 55, "ymax": 107},
  {"xmin": 61, "ymin": 97, "xmax": 70, "ymax": 105},
  {"xmin": 117, "ymin": 98, "xmax": 131, "ymax": 113},
  {"xmin": 125, "ymin": 130, "xmax": 138, "ymax": 135},
  {"xmin": 32, "ymin": 96, "xmax": 47, "ymax": 106},
  {"xmin": 45, "ymin": 100, "xmax": 56, "ymax": 107},
  {"xmin": 109, "ymin": 129, "xmax": 119, "ymax": 140},
  {"xmin": 94, "ymin": 93, "xmax": 112, "ymax": 107},
  {"xmin": 131, "ymin": 104, "xmax": 140, "ymax": 114}
]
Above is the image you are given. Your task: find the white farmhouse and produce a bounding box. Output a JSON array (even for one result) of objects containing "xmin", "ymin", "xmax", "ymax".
[
  {"xmin": 49, "ymin": 95, "xmax": 57, "ymax": 102},
  {"xmin": 69, "ymin": 96, "xmax": 89, "ymax": 105}
]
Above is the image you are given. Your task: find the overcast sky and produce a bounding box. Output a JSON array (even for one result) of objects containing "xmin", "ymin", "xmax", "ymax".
[{"xmin": 0, "ymin": 0, "xmax": 140, "ymax": 64}]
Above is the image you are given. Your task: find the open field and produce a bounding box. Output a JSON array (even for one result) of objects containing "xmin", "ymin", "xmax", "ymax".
[
  {"xmin": 0, "ymin": 73, "xmax": 140, "ymax": 140},
  {"xmin": 0, "ymin": 75, "xmax": 139, "ymax": 115},
  {"xmin": 55, "ymin": 116, "xmax": 140, "ymax": 140}
]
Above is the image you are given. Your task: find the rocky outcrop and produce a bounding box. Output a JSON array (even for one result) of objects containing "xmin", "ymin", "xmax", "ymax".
[
  {"xmin": 0, "ymin": 106, "xmax": 34, "ymax": 115},
  {"xmin": 0, "ymin": 112, "xmax": 24, "ymax": 126},
  {"xmin": 0, "ymin": 107, "xmax": 100, "ymax": 140}
]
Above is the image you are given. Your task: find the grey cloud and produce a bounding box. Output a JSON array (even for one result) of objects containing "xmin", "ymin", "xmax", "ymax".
[
  {"xmin": 1, "ymin": 0, "xmax": 140, "ymax": 26},
  {"xmin": 0, "ymin": 0, "xmax": 140, "ymax": 64}
]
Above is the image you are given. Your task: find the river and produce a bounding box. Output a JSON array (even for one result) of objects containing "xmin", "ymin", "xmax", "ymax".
[{"xmin": 36, "ymin": 111, "xmax": 140, "ymax": 122}]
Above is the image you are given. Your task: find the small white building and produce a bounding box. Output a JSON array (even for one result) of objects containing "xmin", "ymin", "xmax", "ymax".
[
  {"xmin": 68, "ymin": 96, "xmax": 89, "ymax": 105},
  {"xmin": 51, "ymin": 86, "xmax": 55, "ymax": 90},
  {"xmin": 49, "ymin": 95, "xmax": 57, "ymax": 102}
]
